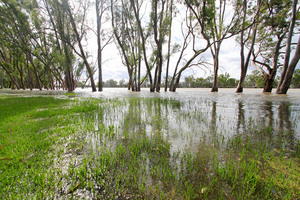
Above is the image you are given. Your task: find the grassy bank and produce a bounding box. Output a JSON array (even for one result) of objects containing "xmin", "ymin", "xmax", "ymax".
[{"xmin": 0, "ymin": 94, "xmax": 299, "ymax": 199}]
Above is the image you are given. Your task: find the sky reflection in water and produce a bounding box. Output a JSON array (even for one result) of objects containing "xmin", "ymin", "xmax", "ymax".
[{"xmin": 1, "ymin": 88, "xmax": 299, "ymax": 153}]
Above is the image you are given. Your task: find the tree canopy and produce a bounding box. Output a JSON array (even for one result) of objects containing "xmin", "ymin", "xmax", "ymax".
[{"xmin": 0, "ymin": 0, "xmax": 299, "ymax": 93}]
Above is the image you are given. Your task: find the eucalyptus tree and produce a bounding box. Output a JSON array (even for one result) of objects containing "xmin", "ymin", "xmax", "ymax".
[
  {"xmin": 13, "ymin": 50, "xmax": 27, "ymax": 90},
  {"xmin": 276, "ymin": 0, "xmax": 300, "ymax": 94},
  {"xmin": 206, "ymin": 0, "xmax": 243, "ymax": 92},
  {"xmin": 0, "ymin": 47, "xmax": 21, "ymax": 90},
  {"xmin": 0, "ymin": 0, "xmax": 30, "ymax": 90},
  {"xmin": 62, "ymin": 0, "xmax": 97, "ymax": 92},
  {"xmin": 112, "ymin": 0, "xmax": 146, "ymax": 91},
  {"xmin": 235, "ymin": 0, "xmax": 261, "ymax": 93},
  {"xmin": 128, "ymin": 0, "xmax": 142, "ymax": 91},
  {"xmin": 128, "ymin": 0, "xmax": 177, "ymax": 92},
  {"xmin": 96, "ymin": 0, "xmax": 113, "ymax": 91},
  {"xmin": 111, "ymin": 0, "xmax": 134, "ymax": 90},
  {"xmin": 169, "ymin": 3, "xmax": 212, "ymax": 92},
  {"xmin": 164, "ymin": 0, "xmax": 174, "ymax": 91},
  {"xmin": 130, "ymin": 0, "xmax": 155, "ymax": 91},
  {"xmin": 45, "ymin": 0, "xmax": 82, "ymax": 91},
  {"xmin": 0, "ymin": 27, "xmax": 17, "ymax": 89},
  {"xmin": 168, "ymin": 10, "xmax": 207, "ymax": 92},
  {"xmin": 0, "ymin": 0, "xmax": 67, "ymax": 90},
  {"xmin": 129, "ymin": 0, "xmax": 173, "ymax": 92},
  {"xmin": 252, "ymin": 0, "xmax": 294, "ymax": 93},
  {"xmin": 181, "ymin": 0, "xmax": 243, "ymax": 92},
  {"xmin": 151, "ymin": 0, "xmax": 174, "ymax": 92},
  {"xmin": 169, "ymin": 0, "xmax": 217, "ymax": 92},
  {"xmin": 27, "ymin": 1, "xmax": 68, "ymax": 90}
]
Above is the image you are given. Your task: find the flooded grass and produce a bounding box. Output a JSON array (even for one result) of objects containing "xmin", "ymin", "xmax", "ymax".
[{"xmin": 0, "ymin": 92, "xmax": 299, "ymax": 199}]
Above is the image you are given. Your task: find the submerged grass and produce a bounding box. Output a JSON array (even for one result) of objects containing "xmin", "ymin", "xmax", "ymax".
[{"xmin": 0, "ymin": 94, "xmax": 299, "ymax": 199}]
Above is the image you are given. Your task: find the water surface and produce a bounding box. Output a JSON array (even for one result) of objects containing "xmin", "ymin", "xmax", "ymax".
[{"xmin": 2, "ymin": 87, "xmax": 299, "ymax": 148}]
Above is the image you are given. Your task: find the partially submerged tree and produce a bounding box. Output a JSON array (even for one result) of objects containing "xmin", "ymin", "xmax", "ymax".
[
  {"xmin": 181, "ymin": 0, "xmax": 245, "ymax": 92},
  {"xmin": 168, "ymin": 2, "xmax": 212, "ymax": 92},
  {"xmin": 96, "ymin": 0, "xmax": 113, "ymax": 92},
  {"xmin": 151, "ymin": 0, "xmax": 174, "ymax": 92},
  {"xmin": 164, "ymin": 0, "xmax": 174, "ymax": 92},
  {"xmin": 112, "ymin": 0, "xmax": 174, "ymax": 92},
  {"xmin": 111, "ymin": 0, "xmax": 139, "ymax": 91},
  {"xmin": 276, "ymin": 0, "xmax": 300, "ymax": 94},
  {"xmin": 130, "ymin": 0, "xmax": 154, "ymax": 91},
  {"xmin": 252, "ymin": 0, "xmax": 294, "ymax": 93},
  {"xmin": 46, "ymin": 0, "xmax": 76, "ymax": 91},
  {"xmin": 63, "ymin": 0, "xmax": 97, "ymax": 92},
  {"xmin": 206, "ymin": 0, "xmax": 246, "ymax": 92},
  {"xmin": 236, "ymin": 0, "xmax": 261, "ymax": 93}
]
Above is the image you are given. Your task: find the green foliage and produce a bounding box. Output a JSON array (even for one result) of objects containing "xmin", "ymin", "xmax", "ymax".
[
  {"xmin": 0, "ymin": 0, "xmax": 80, "ymax": 91},
  {"xmin": 181, "ymin": 73, "xmax": 238, "ymax": 88},
  {"xmin": 218, "ymin": 73, "xmax": 238, "ymax": 88},
  {"xmin": 244, "ymin": 70, "xmax": 265, "ymax": 88},
  {"xmin": 255, "ymin": 0, "xmax": 293, "ymax": 60},
  {"xmin": 291, "ymin": 69, "xmax": 300, "ymax": 88},
  {"xmin": 105, "ymin": 79, "xmax": 118, "ymax": 87}
]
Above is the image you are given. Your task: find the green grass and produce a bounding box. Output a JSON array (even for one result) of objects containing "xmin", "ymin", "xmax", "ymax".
[{"xmin": 0, "ymin": 94, "xmax": 299, "ymax": 199}]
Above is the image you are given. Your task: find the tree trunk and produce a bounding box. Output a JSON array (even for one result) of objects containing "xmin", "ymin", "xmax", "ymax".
[
  {"xmin": 15, "ymin": 59, "xmax": 26, "ymax": 90},
  {"xmin": 276, "ymin": 37, "xmax": 300, "ymax": 94},
  {"xmin": 170, "ymin": 42, "xmax": 210, "ymax": 92},
  {"xmin": 211, "ymin": 53, "xmax": 219, "ymax": 92},
  {"xmin": 164, "ymin": 0, "xmax": 173, "ymax": 92},
  {"xmin": 169, "ymin": 30, "xmax": 192, "ymax": 92},
  {"xmin": 130, "ymin": 0, "xmax": 154, "ymax": 92},
  {"xmin": 137, "ymin": 41, "xmax": 141, "ymax": 91},
  {"xmin": 19, "ymin": 69, "xmax": 26, "ymax": 90},
  {"xmin": 97, "ymin": 45, "xmax": 103, "ymax": 92},
  {"xmin": 236, "ymin": 0, "xmax": 260, "ymax": 93},
  {"xmin": 111, "ymin": 0, "xmax": 133, "ymax": 91},
  {"xmin": 0, "ymin": 69, "xmax": 3, "ymax": 89},
  {"xmin": 134, "ymin": 63, "xmax": 137, "ymax": 91},
  {"xmin": 26, "ymin": 60, "xmax": 33, "ymax": 90},
  {"xmin": 263, "ymin": 79, "xmax": 274, "ymax": 93},
  {"xmin": 211, "ymin": 40, "xmax": 221, "ymax": 92},
  {"xmin": 96, "ymin": 0, "xmax": 103, "ymax": 92},
  {"xmin": 276, "ymin": 0, "xmax": 298, "ymax": 94},
  {"xmin": 236, "ymin": 81, "xmax": 244, "ymax": 93},
  {"xmin": 263, "ymin": 71, "xmax": 276, "ymax": 93},
  {"xmin": 50, "ymin": 73, "xmax": 55, "ymax": 90},
  {"xmin": 61, "ymin": 32, "xmax": 74, "ymax": 91},
  {"xmin": 65, "ymin": 70, "xmax": 73, "ymax": 92},
  {"xmin": 153, "ymin": 0, "xmax": 165, "ymax": 93},
  {"xmin": 128, "ymin": 73, "xmax": 132, "ymax": 91},
  {"xmin": 171, "ymin": 71, "xmax": 182, "ymax": 92},
  {"xmin": 236, "ymin": 1, "xmax": 246, "ymax": 93},
  {"xmin": 136, "ymin": 1, "xmax": 141, "ymax": 92},
  {"xmin": 253, "ymin": 33, "xmax": 285, "ymax": 93},
  {"xmin": 27, "ymin": 54, "xmax": 42, "ymax": 90}
]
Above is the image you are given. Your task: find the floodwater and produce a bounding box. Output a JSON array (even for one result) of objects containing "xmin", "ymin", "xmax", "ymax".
[{"xmin": 2, "ymin": 87, "xmax": 299, "ymax": 150}]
